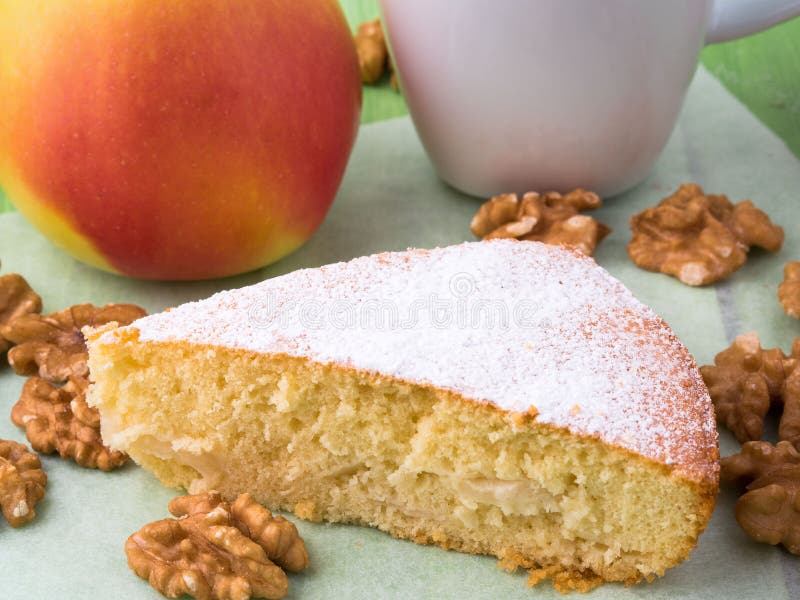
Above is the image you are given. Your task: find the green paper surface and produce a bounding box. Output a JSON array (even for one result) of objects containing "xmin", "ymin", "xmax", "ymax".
[{"xmin": 1, "ymin": 66, "xmax": 799, "ymax": 598}]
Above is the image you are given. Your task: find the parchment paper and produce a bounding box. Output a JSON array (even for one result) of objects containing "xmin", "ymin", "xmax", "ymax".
[{"xmin": 0, "ymin": 66, "xmax": 798, "ymax": 598}]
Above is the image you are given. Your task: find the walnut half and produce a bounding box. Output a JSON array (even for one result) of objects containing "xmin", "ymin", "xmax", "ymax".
[
  {"xmin": 0, "ymin": 439, "xmax": 47, "ymax": 528},
  {"xmin": 736, "ymin": 466, "xmax": 800, "ymax": 555},
  {"xmin": 126, "ymin": 492, "xmax": 308, "ymax": 600},
  {"xmin": 628, "ymin": 184, "xmax": 783, "ymax": 286},
  {"xmin": 700, "ymin": 333, "xmax": 800, "ymax": 448},
  {"xmin": 470, "ymin": 189, "xmax": 611, "ymax": 256},
  {"xmin": 722, "ymin": 441, "xmax": 800, "ymax": 555},
  {"xmin": 12, "ymin": 376, "xmax": 128, "ymax": 471},
  {"xmin": 3, "ymin": 303, "xmax": 146, "ymax": 383},
  {"xmin": 700, "ymin": 333, "xmax": 785, "ymax": 443},
  {"xmin": 355, "ymin": 18, "xmax": 388, "ymax": 84},
  {"xmin": 0, "ymin": 271, "xmax": 42, "ymax": 354}
]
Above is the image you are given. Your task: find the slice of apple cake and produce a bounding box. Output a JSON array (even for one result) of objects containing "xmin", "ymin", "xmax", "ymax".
[{"xmin": 86, "ymin": 240, "xmax": 718, "ymax": 591}]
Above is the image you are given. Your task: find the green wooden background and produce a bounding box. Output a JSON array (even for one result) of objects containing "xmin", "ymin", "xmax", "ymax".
[{"xmin": 0, "ymin": 0, "xmax": 797, "ymax": 213}]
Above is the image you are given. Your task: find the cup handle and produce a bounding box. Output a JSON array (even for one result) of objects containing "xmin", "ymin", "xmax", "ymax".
[{"xmin": 706, "ymin": 0, "xmax": 800, "ymax": 43}]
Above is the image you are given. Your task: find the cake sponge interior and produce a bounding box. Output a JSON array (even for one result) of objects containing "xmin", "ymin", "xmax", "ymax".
[{"xmin": 88, "ymin": 327, "xmax": 715, "ymax": 590}]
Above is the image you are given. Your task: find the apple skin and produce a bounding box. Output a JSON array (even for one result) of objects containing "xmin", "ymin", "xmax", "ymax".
[{"xmin": 0, "ymin": 0, "xmax": 361, "ymax": 280}]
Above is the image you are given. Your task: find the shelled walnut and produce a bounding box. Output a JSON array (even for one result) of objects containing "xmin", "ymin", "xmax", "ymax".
[
  {"xmin": 700, "ymin": 333, "xmax": 786, "ymax": 443},
  {"xmin": 3, "ymin": 303, "xmax": 146, "ymax": 382},
  {"xmin": 0, "ymin": 269, "xmax": 42, "ymax": 354},
  {"xmin": 700, "ymin": 334, "xmax": 800, "ymax": 448},
  {"xmin": 721, "ymin": 440, "xmax": 800, "ymax": 486},
  {"xmin": 126, "ymin": 491, "xmax": 308, "ymax": 600},
  {"xmin": 628, "ymin": 184, "xmax": 783, "ymax": 286},
  {"xmin": 0, "ymin": 439, "xmax": 47, "ymax": 528},
  {"xmin": 722, "ymin": 441, "xmax": 800, "ymax": 554},
  {"xmin": 470, "ymin": 189, "xmax": 611, "ymax": 256},
  {"xmin": 355, "ymin": 18, "xmax": 388, "ymax": 84},
  {"xmin": 12, "ymin": 376, "xmax": 128, "ymax": 471},
  {"xmin": 779, "ymin": 262, "xmax": 800, "ymax": 318}
]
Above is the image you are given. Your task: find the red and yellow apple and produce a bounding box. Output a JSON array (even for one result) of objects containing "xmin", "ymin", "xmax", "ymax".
[{"xmin": 0, "ymin": 0, "xmax": 361, "ymax": 280}]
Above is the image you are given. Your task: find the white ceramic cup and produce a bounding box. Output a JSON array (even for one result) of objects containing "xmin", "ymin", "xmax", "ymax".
[{"xmin": 379, "ymin": 0, "xmax": 800, "ymax": 197}]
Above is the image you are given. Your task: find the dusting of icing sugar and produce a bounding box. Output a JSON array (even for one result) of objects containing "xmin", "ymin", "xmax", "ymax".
[{"xmin": 123, "ymin": 240, "xmax": 717, "ymax": 482}]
